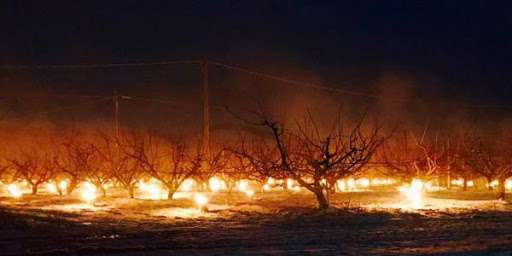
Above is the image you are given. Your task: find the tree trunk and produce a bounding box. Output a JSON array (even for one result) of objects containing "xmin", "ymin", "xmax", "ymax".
[
  {"xmin": 99, "ymin": 186, "xmax": 107, "ymax": 197},
  {"xmin": 67, "ymin": 178, "xmax": 78, "ymax": 195},
  {"xmin": 167, "ymin": 189, "xmax": 175, "ymax": 200},
  {"xmin": 128, "ymin": 186, "xmax": 135, "ymax": 199},
  {"xmin": 462, "ymin": 179, "xmax": 468, "ymax": 192},
  {"xmin": 313, "ymin": 188, "xmax": 329, "ymax": 210},
  {"xmin": 497, "ymin": 178, "xmax": 506, "ymax": 200},
  {"xmin": 487, "ymin": 177, "xmax": 494, "ymax": 191},
  {"xmin": 31, "ymin": 184, "xmax": 38, "ymax": 195},
  {"xmin": 447, "ymin": 167, "xmax": 451, "ymax": 190}
]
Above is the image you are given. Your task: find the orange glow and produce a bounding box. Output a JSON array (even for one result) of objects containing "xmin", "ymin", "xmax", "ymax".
[
  {"xmin": 8, "ymin": 184, "xmax": 22, "ymax": 198},
  {"xmin": 237, "ymin": 180, "xmax": 248, "ymax": 192},
  {"xmin": 194, "ymin": 194, "xmax": 209, "ymax": 209},
  {"xmin": 209, "ymin": 177, "xmax": 222, "ymax": 192},
  {"xmin": 81, "ymin": 182, "xmax": 98, "ymax": 203},
  {"xmin": 398, "ymin": 179, "xmax": 423, "ymax": 209}
]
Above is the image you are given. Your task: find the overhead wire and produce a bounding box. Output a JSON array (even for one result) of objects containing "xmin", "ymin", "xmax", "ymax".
[
  {"xmin": 0, "ymin": 58, "xmax": 509, "ymax": 109},
  {"xmin": 210, "ymin": 61, "xmax": 512, "ymax": 109},
  {"xmin": 0, "ymin": 60, "xmax": 201, "ymax": 69}
]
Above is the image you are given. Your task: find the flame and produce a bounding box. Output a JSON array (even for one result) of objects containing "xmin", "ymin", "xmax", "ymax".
[
  {"xmin": 81, "ymin": 182, "xmax": 98, "ymax": 203},
  {"xmin": 181, "ymin": 179, "xmax": 196, "ymax": 192},
  {"xmin": 398, "ymin": 179, "xmax": 423, "ymax": 209},
  {"xmin": 209, "ymin": 177, "xmax": 222, "ymax": 192},
  {"xmin": 138, "ymin": 179, "xmax": 165, "ymax": 199},
  {"xmin": 262, "ymin": 184, "xmax": 270, "ymax": 191},
  {"xmin": 337, "ymin": 180, "xmax": 346, "ymax": 191},
  {"xmin": 194, "ymin": 194, "xmax": 208, "ymax": 208},
  {"xmin": 347, "ymin": 179, "xmax": 355, "ymax": 190},
  {"xmin": 237, "ymin": 180, "xmax": 248, "ymax": 192},
  {"xmin": 46, "ymin": 183, "xmax": 58, "ymax": 194},
  {"xmin": 246, "ymin": 190, "xmax": 255, "ymax": 198},
  {"xmin": 451, "ymin": 179, "xmax": 464, "ymax": 186},
  {"xmin": 359, "ymin": 178, "xmax": 370, "ymax": 187},
  {"xmin": 8, "ymin": 184, "xmax": 22, "ymax": 198},
  {"xmin": 286, "ymin": 179, "xmax": 294, "ymax": 189},
  {"xmin": 506, "ymin": 181, "xmax": 512, "ymax": 190},
  {"xmin": 147, "ymin": 184, "xmax": 161, "ymax": 199},
  {"xmin": 488, "ymin": 180, "xmax": 499, "ymax": 188},
  {"xmin": 59, "ymin": 181, "xmax": 68, "ymax": 192}
]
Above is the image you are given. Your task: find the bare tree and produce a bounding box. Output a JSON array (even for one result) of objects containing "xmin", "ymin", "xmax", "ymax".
[
  {"xmin": 233, "ymin": 109, "xmax": 388, "ymax": 209},
  {"xmin": 123, "ymin": 131, "xmax": 202, "ymax": 199},
  {"xmin": 9, "ymin": 151, "xmax": 56, "ymax": 195},
  {"xmin": 380, "ymin": 130, "xmax": 418, "ymax": 183},
  {"xmin": 467, "ymin": 135, "xmax": 512, "ymax": 199},
  {"xmin": 97, "ymin": 133, "xmax": 142, "ymax": 198},
  {"xmin": 194, "ymin": 148, "xmax": 227, "ymax": 191},
  {"xmin": 57, "ymin": 137, "xmax": 112, "ymax": 196},
  {"xmin": 55, "ymin": 141, "xmax": 83, "ymax": 195},
  {"xmin": 222, "ymin": 150, "xmax": 259, "ymax": 193}
]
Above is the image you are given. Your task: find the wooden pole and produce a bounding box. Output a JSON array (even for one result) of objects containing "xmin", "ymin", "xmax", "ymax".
[{"xmin": 202, "ymin": 58, "xmax": 210, "ymax": 158}]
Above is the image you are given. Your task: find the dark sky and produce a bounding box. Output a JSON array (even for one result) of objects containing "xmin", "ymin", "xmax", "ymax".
[{"xmin": 1, "ymin": 1, "xmax": 511, "ymax": 132}]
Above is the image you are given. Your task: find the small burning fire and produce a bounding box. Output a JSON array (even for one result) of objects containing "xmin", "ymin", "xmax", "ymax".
[
  {"xmin": 81, "ymin": 182, "xmax": 98, "ymax": 203},
  {"xmin": 398, "ymin": 179, "xmax": 423, "ymax": 209},
  {"xmin": 237, "ymin": 180, "xmax": 248, "ymax": 192},
  {"xmin": 46, "ymin": 183, "xmax": 58, "ymax": 194},
  {"xmin": 194, "ymin": 194, "xmax": 209, "ymax": 211},
  {"xmin": 209, "ymin": 177, "xmax": 222, "ymax": 192},
  {"xmin": 8, "ymin": 184, "xmax": 22, "ymax": 198},
  {"xmin": 181, "ymin": 179, "xmax": 196, "ymax": 192},
  {"xmin": 245, "ymin": 190, "xmax": 255, "ymax": 198},
  {"xmin": 59, "ymin": 180, "xmax": 69, "ymax": 193},
  {"xmin": 138, "ymin": 179, "xmax": 165, "ymax": 199}
]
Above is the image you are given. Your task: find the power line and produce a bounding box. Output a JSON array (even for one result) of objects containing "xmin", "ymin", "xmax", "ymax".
[
  {"xmin": 0, "ymin": 58, "xmax": 509, "ymax": 109},
  {"xmin": 0, "ymin": 60, "xmax": 200, "ymax": 69},
  {"xmin": 211, "ymin": 61, "xmax": 512, "ymax": 109},
  {"xmin": 36, "ymin": 97, "xmax": 114, "ymax": 116},
  {"xmin": 211, "ymin": 61, "xmax": 381, "ymax": 99},
  {"xmin": 130, "ymin": 96, "xmax": 202, "ymax": 108}
]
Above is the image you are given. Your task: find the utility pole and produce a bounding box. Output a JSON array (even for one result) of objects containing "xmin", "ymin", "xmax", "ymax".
[
  {"xmin": 114, "ymin": 89, "xmax": 120, "ymax": 140},
  {"xmin": 201, "ymin": 58, "xmax": 210, "ymax": 158},
  {"xmin": 113, "ymin": 89, "xmax": 132, "ymax": 141}
]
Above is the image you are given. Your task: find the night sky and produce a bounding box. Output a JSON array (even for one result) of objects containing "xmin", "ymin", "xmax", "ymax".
[{"xmin": 1, "ymin": 1, "xmax": 511, "ymax": 133}]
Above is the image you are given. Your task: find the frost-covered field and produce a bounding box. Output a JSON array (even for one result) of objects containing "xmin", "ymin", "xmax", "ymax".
[{"xmin": 1, "ymin": 191, "xmax": 512, "ymax": 255}]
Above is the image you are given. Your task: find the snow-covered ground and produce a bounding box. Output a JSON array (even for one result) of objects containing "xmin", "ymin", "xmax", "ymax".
[{"xmin": 1, "ymin": 190, "xmax": 512, "ymax": 255}]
